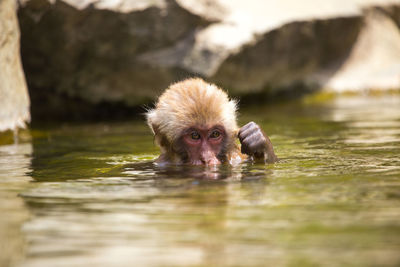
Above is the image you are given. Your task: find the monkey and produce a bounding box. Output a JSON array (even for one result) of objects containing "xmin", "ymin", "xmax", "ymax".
[{"xmin": 146, "ymin": 78, "xmax": 278, "ymax": 165}]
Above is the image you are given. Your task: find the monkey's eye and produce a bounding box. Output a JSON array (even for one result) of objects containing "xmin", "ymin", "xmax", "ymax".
[
  {"xmin": 191, "ymin": 131, "xmax": 201, "ymax": 140},
  {"xmin": 210, "ymin": 130, "xmax": 221, "ymax": 138}
]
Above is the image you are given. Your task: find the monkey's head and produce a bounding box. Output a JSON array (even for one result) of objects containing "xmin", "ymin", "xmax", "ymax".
[{"xmin": 146, "ymin": 78, "xmax": 238, "ymax": 165}]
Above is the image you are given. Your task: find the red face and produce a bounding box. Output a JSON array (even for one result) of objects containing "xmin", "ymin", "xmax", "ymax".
[{"xmin": 181, "ymin": 125, "xmax": 226, "ymax": 165}]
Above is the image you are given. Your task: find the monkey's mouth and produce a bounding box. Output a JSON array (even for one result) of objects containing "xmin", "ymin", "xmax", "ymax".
[{"xmin": 190, "ymin": 159, "xmax": 221, "ymax": 166}]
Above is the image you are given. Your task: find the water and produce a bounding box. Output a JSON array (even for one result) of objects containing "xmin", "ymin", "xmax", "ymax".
[{"xmin": 1, "ymin": 95, "xmax": 400, "ymax": 267}]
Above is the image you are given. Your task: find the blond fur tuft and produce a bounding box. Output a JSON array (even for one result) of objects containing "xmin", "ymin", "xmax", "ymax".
[{"xmin": 146, "ymin": 78, "xmax": 238, "ymax": 147}]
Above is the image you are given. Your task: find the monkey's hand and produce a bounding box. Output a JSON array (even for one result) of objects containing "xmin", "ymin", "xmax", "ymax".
[{"xmin": 238, "ymin": 121, "xmax": 278, "ymax": 163}]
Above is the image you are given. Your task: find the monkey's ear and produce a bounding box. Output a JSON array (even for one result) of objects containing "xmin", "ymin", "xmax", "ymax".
[
  {"xmin": 150, "ymin": 124, "xmax": 170, "ymax": 151},
  {"xmin": 146, "ymin": 109, "xmax": 158, "ymax": 135}
]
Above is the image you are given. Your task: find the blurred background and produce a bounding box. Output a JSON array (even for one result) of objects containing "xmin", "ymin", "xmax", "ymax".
[{"xmin": 2, "ymin": 0, "xmax": 400, "ymax": 129}]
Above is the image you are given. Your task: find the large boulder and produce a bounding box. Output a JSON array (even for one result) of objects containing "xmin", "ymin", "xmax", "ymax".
[
  {"xmin": 18, "ymin": 0, "xmax": 212, "ymax": 107},
  {"xmin": 323, "ymin": 7, "xmax": 400, "ymax": 91},
  {"xmin": 210, "ymin": 16, "xmax": 362, "ymax": 95},
  {"xmin": 0, "ymin": 0, "xmax": 30, "ymax": 131},
  {"xmin": 18, "ymin": 0, "xmax": 400, "ymax": 119}
]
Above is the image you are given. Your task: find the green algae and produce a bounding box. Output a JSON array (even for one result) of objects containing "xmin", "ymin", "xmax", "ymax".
[{"xmin": 1, "ymin": 95, "xmax": 400, "ymax": 266}]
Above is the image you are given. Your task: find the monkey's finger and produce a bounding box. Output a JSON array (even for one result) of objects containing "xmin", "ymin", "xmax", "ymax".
[
  {"xmin": 239, "ymin": 128, "xmax": 253, "ymax": 141},
  {"xmin": 245, "ymin": 132, "xmax": 268, "ymax": 151},
  {"xmin": 243, "ymin": 130, "xmax": 264, "ymax": 144},
  {"xmin": 238, "ymin": 124, "xmax": 259, "ymax": 141},
  {"xmin": 241, "ymin": 133, "xmax": 260, "ymax": 153},
  {"xmin": 239, "ymin": 121, "xmax": 257, "ymax": 133},
  {"xmin": 242, "ymin": 143, "xmax": 265, "ymax": 157},
  {"xmin": 247, "ymin": 140, "xmax": 266, "ymax": 154}
]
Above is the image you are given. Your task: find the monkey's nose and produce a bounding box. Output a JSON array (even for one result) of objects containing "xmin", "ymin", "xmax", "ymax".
[
  {"xmin": 203, "ymin": 157, "xmax": 220, "ymax": 165},
  {"xmin": 201, "ymin": 148, "xmax": 220, "ymax": 165}
]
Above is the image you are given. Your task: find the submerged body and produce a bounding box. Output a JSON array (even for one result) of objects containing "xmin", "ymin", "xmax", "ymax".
[{"xmin": 146, "ymin": 78, "xmax": 277, "ymax": 165}]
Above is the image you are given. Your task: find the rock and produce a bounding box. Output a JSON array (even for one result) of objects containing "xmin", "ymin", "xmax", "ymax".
[
  {"xmin": 205, "ymin": 0, "xmax": 400, "ymax": 94},
  {"xmin": 211, "ymin": 16, "xmax": 363, "ymax": 95},
  {"xmin": 18, "ymin": 0, "xmax": 212, "ymax": 108},
  {"xmin": 0, "ymin": 0, "xmax": 30, "ymax": 131},
  {"xmin": 323, "ymin": 7, "xmax": 400, "ymax": 92},
  {"xmin": 17, "ymin": 0, "xmax": 400, "ymax": 120}
]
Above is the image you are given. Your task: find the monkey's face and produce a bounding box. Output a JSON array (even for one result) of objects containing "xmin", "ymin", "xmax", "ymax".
[{"xmin": 180, "ymin": 125, "xmax": 226, "ymax": 165}]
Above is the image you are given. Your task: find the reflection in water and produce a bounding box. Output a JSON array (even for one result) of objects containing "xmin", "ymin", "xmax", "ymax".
[
  {"xmin": 0, "ymin": 143, "xmax": 32, "ymax": 267},
  {"xmin": 2, "ymin": 96, "xmax": 400, "ymax": 266}
]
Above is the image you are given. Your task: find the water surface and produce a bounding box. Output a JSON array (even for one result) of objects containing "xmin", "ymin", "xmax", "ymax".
[{"xmin": 1, "ymin": 95, "xmax": 400, "ymax": 266}]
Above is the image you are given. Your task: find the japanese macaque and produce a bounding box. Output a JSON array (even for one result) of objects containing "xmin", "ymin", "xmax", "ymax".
[{"xmin": 146, "ymin": 78, "xmax": 278, "ymax": 165}]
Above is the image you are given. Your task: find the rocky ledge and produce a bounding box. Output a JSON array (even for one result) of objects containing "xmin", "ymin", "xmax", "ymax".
[
  {"xmin": 0, "ymin": 0, "xmax": 30, "ymax": 131},
  {"xmin": 14, "ymin": 0, "xmax": 400, "ymax": 119}
]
